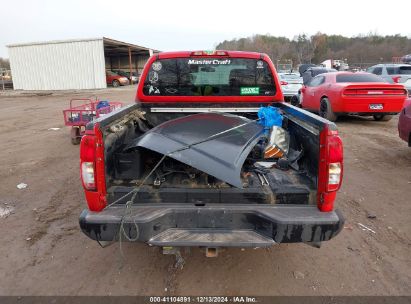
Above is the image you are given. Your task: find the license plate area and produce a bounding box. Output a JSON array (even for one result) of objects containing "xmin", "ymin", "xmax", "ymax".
[{"xmin": 369, "ymin": 104, "xmax": 383, "ymax": 110}]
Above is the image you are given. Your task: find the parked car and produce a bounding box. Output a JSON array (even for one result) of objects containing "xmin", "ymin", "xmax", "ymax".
[
  {"xmin": 398, "ymin": 97, "xmax": 411, "ymax": 146},
  {"xmin": 278, "ymin": 72, "xmax": 303, "ymax": 99},
  {"xmin": 300, "ymin": 72, "xmax": 407, "ymax": 122},
  {"xmin": 106, "ymin": 71, "xmax": 129, "ymax": 87},
  {"xmin": 401, "ymin": 54, "xmax": 411, "ymax": 64},
  {"xmin": 297, "ymin": 64, "xmax": 316, "ymax": 76},
  {"xmin": 321, "ymin": 59, "xmax": 349, "ymax": 71},
  {"xmin": 367, "ymin": 64, "xmax": 411, "ymax": 94},
  {"xmin": 301, "ymin": 67, "xmax": 337, "ymax": 85},
  {"xmin": 78, "ymin": 50, "xmax": 344, "ymax": 256},
  {"xmin": 112, "ymin": 70, "xmax": 139, "ymax": 83},
  {"xmin": 290, "ymin": 67, "xmax": 337, "ymax": 106}
]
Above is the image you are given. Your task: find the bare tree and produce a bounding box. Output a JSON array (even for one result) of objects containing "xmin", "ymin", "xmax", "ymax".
[
  {"xmin": 215, "ymin": 33, "xmax": 411, "ymax": 66},
  {"xmin": 0, "ymin": 58, "xmax": 10, "ymax": 69}
]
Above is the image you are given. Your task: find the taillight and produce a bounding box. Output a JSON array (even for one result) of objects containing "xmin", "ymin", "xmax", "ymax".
[
  {"xmin": 392, "ymin": 76, "xmax": 401, "ymax": 83},
  {"xmin": 318, "ymin": 128, "xmax": 344, "ymax": 212},
  {"xmin": 81, "ymin": 162, "xmax": 95, "ymax": 190},
  {"xmin": 191, "ymin": 51, "xmax": 204, "ymax": 56},
  {"xmin": 343, "ymin": 89, "xmax": 357, "ymax": 95},
  {"xmin": 343, "ymin": 88, "xmax": 406, "ymax": 96},
  {"xmin": 328, "ymin": 163, "xmax": 341, "ymax": 190},
  {"xmin": 280, "ymin": 81, "xmax": 288, "ymax": 85},
  {"xmin": 79, "ymin": 125, "xmax": 107, "ymax": 211},
  {"xmin": 327, "ymin": 135, "xmax": 343, "ymax": 192},
  {"xmin": 80, "ymin": 135, "xmax": 96, "ymax": 190},
  {"xmin": 214, "ymin": 50, "xmax": 228, "ymax": 56},
  {"xmin": 190, "ymin": 50, "xmax": 228, "ymax": 56}
]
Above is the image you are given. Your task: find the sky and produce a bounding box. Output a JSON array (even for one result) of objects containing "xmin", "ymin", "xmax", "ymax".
[{"xmin": 1, "ymin": 0, "xmax": 410, "ymax": 58}]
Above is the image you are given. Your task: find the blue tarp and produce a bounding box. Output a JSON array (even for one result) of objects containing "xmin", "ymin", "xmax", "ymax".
[
  {"xmin": 96, "ymin": 100, "xmax": 110, "ymax": 110},
  {"xmin": 257, "ymin": 106, "xmax": 283, "ymax": 129}
]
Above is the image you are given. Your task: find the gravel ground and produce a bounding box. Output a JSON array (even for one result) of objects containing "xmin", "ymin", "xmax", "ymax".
[{"xmin": 0, "ymin": 85, "xmax": 410, "ymax": 296}]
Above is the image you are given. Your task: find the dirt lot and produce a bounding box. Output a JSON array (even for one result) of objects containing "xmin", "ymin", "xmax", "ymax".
[{"xmin": 0, "ymin": 85, "xmax": 410, "ymax": 296}]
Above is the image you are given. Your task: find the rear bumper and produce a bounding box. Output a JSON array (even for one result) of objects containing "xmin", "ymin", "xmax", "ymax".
[
  {"xmin": 79, "ymin": 204, "xmax": 344, "ymax": 247},
  {"xmin": 336, "ymin": 97, "xmax": 404, "ymax": 114},
  {"xmin": 282, "ymin": 89, "xmax": 300, "ymax": 97},
  {"xmin": 336, "ymin": 112, "xmax": 399, "ymax": 116}
]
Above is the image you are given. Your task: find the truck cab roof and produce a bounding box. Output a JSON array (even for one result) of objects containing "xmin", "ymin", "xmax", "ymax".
[{"xmin": 156, "ymin": 50, "xmax": 268, "ymax": 59}]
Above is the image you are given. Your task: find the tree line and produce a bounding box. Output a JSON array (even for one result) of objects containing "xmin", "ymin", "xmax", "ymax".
[
  {"xmin": 216, "ymin": 33, "xmax": 411, "ymax": 67},
  {"xmin": 0, "ymin": 57, "xmax": 10, "ymax": 69}
]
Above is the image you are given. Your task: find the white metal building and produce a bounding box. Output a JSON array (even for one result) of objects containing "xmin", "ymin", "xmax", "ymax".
[{"xmin": 8, "ymin": 37, "xmax": 156, "ymax": 90}]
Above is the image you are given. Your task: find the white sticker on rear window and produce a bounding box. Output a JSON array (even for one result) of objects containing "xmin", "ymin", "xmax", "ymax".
[
  {"xmin": 165, "ymin": 88, "xmax": 178, "ymax": 94},
  {"xmin": 257, "ymin": 60, "xmax": 264, "ymax": 69},
  {"xmin": 149, "ymin": 71, "xmax": 159, "ymax": 83},
  {"xmin": 188, "ymin": 59, "xmax": 231, "ymax": 65},
  {"xmin": 152, "ymin": 61, "xmax": 162, "ymax": 71},
  {"xmin": 149, "ymin": 85, "xmax": 160, "ymax": 94}
]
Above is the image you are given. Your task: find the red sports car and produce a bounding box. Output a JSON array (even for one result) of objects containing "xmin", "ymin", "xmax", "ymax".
[
  {"xmin": 300, "ymin": 72, "xmax": 407, "ymax": 122},
  {"xmin": 398, "ymin": 97, "xmax": 411, "ymax": 146},
  {"xmin": 106, "ymin": 71, "xmax": 129, "ymax": 87}
]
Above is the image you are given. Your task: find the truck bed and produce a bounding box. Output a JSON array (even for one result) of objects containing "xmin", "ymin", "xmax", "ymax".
[{"xmin": 98, "ymin": 103, "xmax": 322, "ymax": 207}]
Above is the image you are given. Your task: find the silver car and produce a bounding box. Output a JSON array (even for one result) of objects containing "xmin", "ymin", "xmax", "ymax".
[
  {"xmin": 367, "ymin": 64, "xmax": 411, "ymax": 94},
  {"xmin": 278, "ymin": 72, "xmax": 303, "ymax": 98}
]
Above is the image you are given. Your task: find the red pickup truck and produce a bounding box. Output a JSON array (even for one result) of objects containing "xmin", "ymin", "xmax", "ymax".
[{"xmin": 79, "ymin": 51, "xmax": 344, "ymax": 255}]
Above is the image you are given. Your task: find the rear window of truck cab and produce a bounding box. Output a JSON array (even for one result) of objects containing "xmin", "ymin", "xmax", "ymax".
[{"xmin": 142, "ymin": 57, "xmax": 276, "ymax": 96}]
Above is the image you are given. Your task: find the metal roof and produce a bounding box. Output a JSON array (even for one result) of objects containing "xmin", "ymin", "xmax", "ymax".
[
  {"xmin": 7, "ymin": 37, "xmax": 104, "ymax": 48},
  {"xmin": 7, "ymin": 37, "xmax": 160, "ymax": 54}
]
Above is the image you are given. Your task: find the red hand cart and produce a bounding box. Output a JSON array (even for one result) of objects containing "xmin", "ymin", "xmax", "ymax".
[{"xmin": 63, "ymin": 98, "xmax": 123, "ymax": 144}]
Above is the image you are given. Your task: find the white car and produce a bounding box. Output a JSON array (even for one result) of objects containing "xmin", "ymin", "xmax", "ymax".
[
  {"xmin": 278, "ymin": 72, "xmax": 303, "ymax": 98},
  {"xmin": 367, "ymin": 64, "xmax": 411, "ymax": 94}
]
